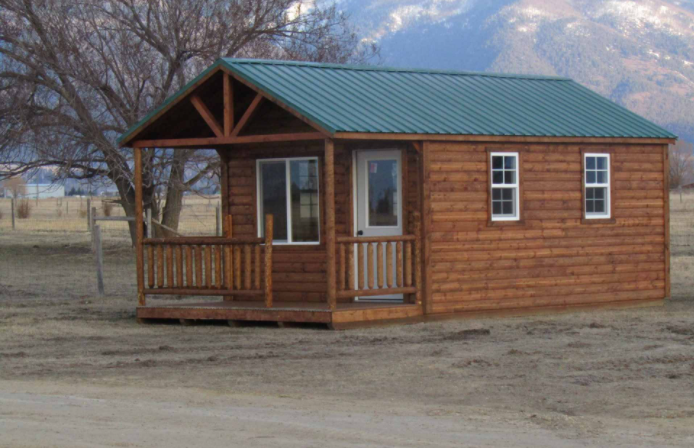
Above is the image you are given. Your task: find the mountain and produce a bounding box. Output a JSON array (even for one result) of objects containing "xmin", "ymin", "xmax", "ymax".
[{"xmin": 340, "ymin": 0, "xmax": 694, "ymax": 142}]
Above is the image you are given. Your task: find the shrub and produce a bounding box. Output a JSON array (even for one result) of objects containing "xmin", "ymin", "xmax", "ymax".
[
  {"xmin": 78, "ymin": 209, "xmax": 88, "ymax": 219},
  {"xmin": 17, "ymin": 200, "xmax": 31, "ymax": 219},
  {"xmin": 103, "ymin": 201, "xmax": 113, "ymax": 217}
]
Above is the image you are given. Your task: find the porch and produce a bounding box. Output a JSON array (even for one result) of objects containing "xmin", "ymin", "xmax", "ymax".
[{"xmin": 126, "ymin": 68, "xmax": 426, "ymax": 328}]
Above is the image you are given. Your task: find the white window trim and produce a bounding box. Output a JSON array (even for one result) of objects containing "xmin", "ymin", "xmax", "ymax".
[
  {"xmin": 490, "ymin": 152, "xmax": 520, "ymax": 222},
  {"xmin": 256, "ymin": 157, "xmax": 320, "ymax": 245},
  {"xmin": 584, "ymin": 153, "xmax": 611, "ymax": 219}
]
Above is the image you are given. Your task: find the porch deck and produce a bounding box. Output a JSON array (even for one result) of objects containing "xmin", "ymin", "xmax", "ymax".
[{"xmin": 137, "ymin": 301, "xmax": 424, "ymax": 329}]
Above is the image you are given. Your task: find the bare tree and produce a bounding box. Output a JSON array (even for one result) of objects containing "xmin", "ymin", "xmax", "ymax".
[
  {"xmin": 2, "ymin": 176, "xmax": 26, "ymax": 198},
  {"xmin": 669, "ymin": 140, "xmax": 694, "ymax": 190},
  {"xmin": 0, "ymin": 0, "xmax": 376, "ymax": 242}
]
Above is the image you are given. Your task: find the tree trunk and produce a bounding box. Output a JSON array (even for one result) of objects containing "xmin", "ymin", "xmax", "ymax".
[{"xmin": 159, "ymin": 150, "xmax": 189, "ymax": 237}]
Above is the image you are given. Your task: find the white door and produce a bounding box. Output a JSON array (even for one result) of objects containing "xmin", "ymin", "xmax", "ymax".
[{"xmin": 354, "ymin": 150, "xmax": 403, "ymax": 302}]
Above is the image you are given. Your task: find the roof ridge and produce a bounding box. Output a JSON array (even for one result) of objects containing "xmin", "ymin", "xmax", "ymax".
[{"xmin": 220, "ymin": 58, "xmax": 571, "ymax": 81}]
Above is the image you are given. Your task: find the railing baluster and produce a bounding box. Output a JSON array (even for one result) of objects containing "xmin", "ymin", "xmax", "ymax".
[
  {"xmin": 176, "ymin": 246, "xmax": 184, "ymax": 288},
  {"xmin": 386, "ymin": 242, "xmax": 394, "ymax": 288},
  {"xmin": 358, "ymin": 243, "xmax": 365, "ymax": 290},
  {"xmin": 244, "ymin": 244, "xmax": 251, "ymax": 289},
  {"xmin": 185, "ymin": 246, "xmax": 193, "ymax": 287},
  {"xmin": 264, "ymin": 214, "xmax": 273, "ymax": 308},
  {"xmin": 166, "ymin": 245, "xmax": 174, "ymax": 288},
  {"xmin": 147, "ymin": 246, "xmax": 154, "ymax": 288},
  {"xmin": 347, "ymin": 243, "xmax": 355, "ymax": 291},
  {"xmin": 377, "ymin": 242, "xmax": 384, "ymax": 288},
  {"xmin": 226, "ymin": 245, "xmax": 233, "ymax": 289},
  {"xmin": 234, "ymin": 246, "xmax": 241, "ymax": 288},
  {"xmin": 215, "ymin": 246, "xmax": 223, "ymax": 289},
  {"xmin": 195, "ymin": 245, "xmax": 203, "ymax": 287},
  {"xmin": 254, "ymin": 245, "xmax": 261, "ymax": 290},
  {"xmin": 156, "ymin": 245, "xmax": 164, "ymax": 288},
  {"xmin": 339, "ymin": 243, "xmax": 346, "ymax": 290},
  {"xmin": 405, "ymin": 241, "xmax": 413, "ymax": 287},
  {"xmin": 205, "ymin": 246, "xmax": 212, "ymax": 288},
  {"xmin": 367, "ymin": 243, "xmax": 374, "ymax": 289},
  {"xmin": 396, "ymin": 241, "xmax": 403, "ymax": 287}
]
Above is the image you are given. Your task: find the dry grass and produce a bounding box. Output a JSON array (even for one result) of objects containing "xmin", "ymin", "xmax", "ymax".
[{"xmin": 0, "ymin": 195, "xmax": 220, "ymax": 235}]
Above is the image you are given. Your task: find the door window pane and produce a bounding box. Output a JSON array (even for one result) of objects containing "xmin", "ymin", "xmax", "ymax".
[
  {"xmin": 368, "ymin": 159, "xmax": 398, "ymax": 227},
  {"xmin": 259, "ymin": 161, "xmax": 288, "ymax": 241},
  {"xmin": 290, "ymin": 159, "xmax": 319, "ymax": 242}
]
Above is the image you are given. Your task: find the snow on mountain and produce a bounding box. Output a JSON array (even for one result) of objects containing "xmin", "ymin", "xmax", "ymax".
[{"xmin": 341, "ymin": 0, "xmax": 694, "ymax": 141}]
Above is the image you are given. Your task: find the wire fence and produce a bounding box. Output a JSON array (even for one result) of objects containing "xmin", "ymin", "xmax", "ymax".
[
  {"xmin": 0, "ymin": 195, "xmax": 222, "ymax": 300},
  {"xmin": 1, "ymin": 193, "xmax": 693, "ymax": 300}
]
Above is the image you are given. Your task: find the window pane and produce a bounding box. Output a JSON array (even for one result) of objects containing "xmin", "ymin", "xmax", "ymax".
[
  {"xmin": 597, "ymin": 171, "xmax": 607, "ymax": 184},
  {"xmin": 597, "ymin": 157, "xmax": 607, "ymax": 170},
  {"xmin": 502, "ymin": 201, "xmax": 513, "ymax": 215},
  {"xmin": 594, "ymin": 187, "xmax": 605, "ymax": 199},
  {"xmin": 492, "ymin": 201, "xmax": 501, "ymax": 215},
  {"xmin": 586, "ymin": 157, "xmax": 596, "ymax": 170},
  {"xmin": 587, "ymin": 171, "xmax": 596, "ymax": 184},
  {"xmin": 260, "ymin": 161, "xmax": 288, "ymax": 241},
  {"xmin": 502, "ymin": 189, "xmax": 513, "ymax": 200},
  {"xmin": 492, "ymin": 171, "xmax": 503, "ymax": 184},
  {"xmin": 492, "ymin": 189, "xmax": 501, "ymax": 200},
  {"xmin": 290, "ymin": 159, "xmax": 319, "ymax": 242},
  {"xmin": 586, "ymin": 188, "xmax": 594, "ymax": 199},
  {"xmin": 368, "ymin": 159, "xmax": 398, "ymax": 226},
  {"xmin": 595, "ymin": 199, "xmax": 605, "ymax": 213},
  {"xmin": 586, "ymin": 200, "xmax": 594, "ymax": 213},
  {"xmin": 504, "ymin": 156, "xmax": 516, "ymax": 169},
  {"xmin": 504, "ymin": 171, "xmax": 515, "ymax": 184},
  {"xmin": 492, "ymin": 156, "xmax": 503, "ymax": 169}
]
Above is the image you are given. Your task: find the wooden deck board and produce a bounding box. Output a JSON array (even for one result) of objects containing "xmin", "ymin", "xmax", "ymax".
[{"xmin": 137, "ymin": 301, "xmax": 424, "ymax": 326}]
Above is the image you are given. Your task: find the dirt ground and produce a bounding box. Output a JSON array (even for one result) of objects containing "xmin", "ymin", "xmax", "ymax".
[{"xmin": 2, "ymin": 224, "xmax": 694, "ymax": 446}]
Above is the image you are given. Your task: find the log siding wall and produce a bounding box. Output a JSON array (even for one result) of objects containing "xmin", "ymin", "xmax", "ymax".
[{"xmin": 426, "ymin": 141, "xmax": 668, "ymax": 314}]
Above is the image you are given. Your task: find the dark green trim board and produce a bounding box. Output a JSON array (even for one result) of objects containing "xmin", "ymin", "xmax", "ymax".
[{"xmin": 118, "ymin": 58, "xmax": 677, "ymax": 146}]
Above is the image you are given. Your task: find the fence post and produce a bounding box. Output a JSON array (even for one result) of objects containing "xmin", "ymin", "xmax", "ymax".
[
  {"xmin": 93, "ymin": 224, "xmax": 105, "ymax": 296},
  {"xmin": 11, "ymin": 198, "xmax": 16, "ymax": 230},
  {"xmin": 215, "ymin": 203, "xmax": 221, "ymax": 236},
  {"xmin": 91, "ymin": 207, "xmax": 97, "ymax": 253},
  {"xmin": 87, "ymin": 198, "xmax": 91, "ymax": 231}
]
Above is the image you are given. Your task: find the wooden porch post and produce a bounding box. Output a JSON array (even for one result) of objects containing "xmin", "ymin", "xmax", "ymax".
[
  {"xmin": 134, "ymin": 147, "xmax": 145, "ymax": 306},
  {"xmin": 325, "ymin": 139, "xmax": 337, "ymax": 310}
]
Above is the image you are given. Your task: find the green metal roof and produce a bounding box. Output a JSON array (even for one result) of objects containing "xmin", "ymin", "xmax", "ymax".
[{"xmin": 119, "ymin": 58, "xmax": 676, "ymax": 144}]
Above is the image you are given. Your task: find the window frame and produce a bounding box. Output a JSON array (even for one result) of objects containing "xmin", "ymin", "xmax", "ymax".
[
  {"xmin": 581, "ymin": 149, "xmax": 615, "ymax": 224},
  {"xmin": 256, "ymin": 156, "xmax": 321, "ymax": 245},
  {"xmin": 489, "ymin": 151, "xmax": 521, "ymax": 223}
]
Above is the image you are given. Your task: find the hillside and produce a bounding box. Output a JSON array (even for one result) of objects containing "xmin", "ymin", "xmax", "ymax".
[{"xmin": 341, "ymin": 0, "xmax": 694, "ymax": 142}]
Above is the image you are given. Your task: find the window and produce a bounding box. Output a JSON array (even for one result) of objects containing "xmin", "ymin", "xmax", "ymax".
[
  {"xmin": 257, "ymin": 157, "xmax": 319, "ymax": 244},
  {"xmin": 490, "ymin": 152, "xmax": 520, "ymax": 221},
  {"xmin": 584, "ymin": 153, "xmax": 610, "ymax": 219}
]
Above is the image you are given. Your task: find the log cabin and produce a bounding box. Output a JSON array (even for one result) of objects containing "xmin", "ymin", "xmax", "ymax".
[{"xmin": 119, "ymin": 59, "xmax": 676, "ymax": 329}]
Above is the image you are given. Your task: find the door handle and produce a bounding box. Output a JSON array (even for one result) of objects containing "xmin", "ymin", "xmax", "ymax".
[{"xmin": 357, "ymin": 230, "xmax": 364, "ymax": 236}]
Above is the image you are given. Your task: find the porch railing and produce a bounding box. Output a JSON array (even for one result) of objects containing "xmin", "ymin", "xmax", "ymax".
[
  {"xmin": 141, "ymin": 215, "xmax": 274, "ymax": 307},
  {"xmin": 335, "ymin": 212, "xmax": 422, "ymax": 303}
]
